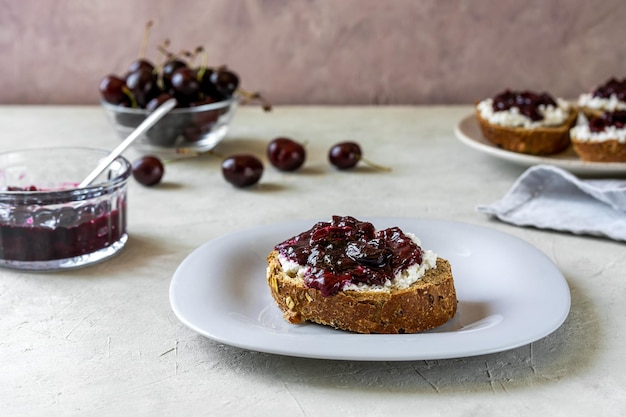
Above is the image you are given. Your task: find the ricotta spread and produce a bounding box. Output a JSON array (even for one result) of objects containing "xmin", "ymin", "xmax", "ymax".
[
  {"xmin": 578, "ymin": 93, "xmax": 626, "ymax": 112},
  {"xmin": 477, "ymin": 98, "xmax": 571, "ymax": 128},
  {"xmin": 570, "ymin": 124, "xmax": 626, "ymax": 143},
  {"xmin": 278, "ymin": 233, "xmax": 438, "ymax": 293}
]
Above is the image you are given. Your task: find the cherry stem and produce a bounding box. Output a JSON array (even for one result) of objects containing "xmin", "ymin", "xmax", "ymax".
[
  {"xmin": 179, "ymin": 49, "xmax": 194, "ymax": 64},
  {"xmin": 361, "ymin": 156, "xmax": 391, "ymax": 172},
  {"xmin": 195, "ymin": 47, "xmax": 210, "ymax": 82},
  {"xmin": 122, "ymin": 86, "xmax": 138, "ymax": 108},
  {"xmin": 139, "ymin": 20, "xmax": 153, "ymax": 59},
  {"xmin": 236, "ymin": 88, "xmax": 272, "ymax": 111},
  {"xmin": 174, "ymin": 148, "xmax": 224, "ymax": 159},
  {"xmin": 156, "ymin": 39, "xmax": 172, "ymax": 58}
]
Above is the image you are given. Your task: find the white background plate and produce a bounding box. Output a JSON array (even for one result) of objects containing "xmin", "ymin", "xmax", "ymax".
[
  {"xmin": 169, "ymin": 218, "xmax": 571, "ymax": 361},
  {"xmin": 454, "ymin": 114, "xmax": 626, "ymax": 175}
]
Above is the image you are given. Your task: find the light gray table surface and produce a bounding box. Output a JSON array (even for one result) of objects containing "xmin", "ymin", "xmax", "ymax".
[{"xmin": 1, "ymin": 105, "xmax": 624, "ymax": 416}]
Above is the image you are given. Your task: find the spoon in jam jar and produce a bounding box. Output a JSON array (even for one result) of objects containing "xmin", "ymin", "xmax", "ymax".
[{"xmin": 78, "ymin": 98, "xmax": 177, "ymax": 187}]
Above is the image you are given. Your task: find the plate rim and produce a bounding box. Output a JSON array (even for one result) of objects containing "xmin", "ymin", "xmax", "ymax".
[
  {"xmin": 169, "ymin": 217, "xmax": 571, "ymax": 361},
  {"xmin": 454, "ymin": 113, "xmax": 626, "ymax": 175}
]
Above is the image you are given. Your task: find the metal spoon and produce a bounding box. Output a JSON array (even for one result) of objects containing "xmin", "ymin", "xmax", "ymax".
[{"xmin": 79, "ymin": 98, "xmax": 177, "ymax": 188}]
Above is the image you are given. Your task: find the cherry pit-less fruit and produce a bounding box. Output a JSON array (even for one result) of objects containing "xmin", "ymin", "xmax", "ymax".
[
  {"xmin": 132, "ymin": 156, "xmax": 165, "ymax": 186},
  {"xmin": 267, "ymin": 137, "xmax": 306, "ymax": 171},
  {"xmin": 328, "ymin": 142, "xmax": 363, "ymax": 169},
  {"xmin": 221, "ymin": 155, "xmax": 264, "ymax": 187},
  {"xmin": 328, "ymin": 141, "xmax": 390, "ymax": 171}
]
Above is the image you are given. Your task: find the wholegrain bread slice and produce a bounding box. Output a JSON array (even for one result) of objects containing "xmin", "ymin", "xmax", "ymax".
[
  {"xmin": 266, "ymin": 250, "xmax": 457, "ymax": 334},
  {"xmin": 475, "ymin": 105, "xmax": 578, "ymax": 155},
  {"xmin": 571, "ymin": 138, "xmax": 626, "ymax": 162}
]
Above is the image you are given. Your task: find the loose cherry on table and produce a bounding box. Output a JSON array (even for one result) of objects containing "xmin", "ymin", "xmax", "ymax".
[
  {"xmin": 221, "ymin": 154, "xmax": 264, "ymax": 187},
  {"xmin": 131, "ymin": 156, "xmax": 165, "ymax": 186},
  {"xmin": 267, "ymin": 137, "xmax": 306, "ymax": 171},
  {"xmin": 328, "ymin": 141, "xmax": 390, "ymax": 171},
  {"xmin": 328, "ymin": 141, "xmax": 362, "ymax": 169}
]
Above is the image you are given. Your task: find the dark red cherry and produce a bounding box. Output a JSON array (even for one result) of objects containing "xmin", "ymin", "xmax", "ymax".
[
  {"xmin": 221, "ymin": 155, "xmax": 263, "ymax": 187},
  {"xmin": 128, "ymin": 58, "xmax": 155, "ymax": 74},
  {"xmin": 267, "ymin": 137, "xmax": 306, "ymax": 171},
  {"xmin": 126, "ymin": 68, "xmax": 159, "ymax": 108},
  {"xmin": 171, "ymin": 67, "xmax": 201, "ymax": 104},
  {"xmin": 183, "ymin": 96, "xmax": 222, "ymax": 141},
  {"xmin": 210, "ymin": 68, "xmax": 239, "ymax": 97},
  {"xmin": 146, "ymin": 93, "xmax": 176, "ymax": 111},
  {"xmin": 196, "ymin": 67, "xmax": 226, "ymax": 101},
  {"xmin": 99, "ymin": 75, "xmax": 130, "ymax": 105},
  {"xmin": 132, "ymin": 156, "xmax": 164, "ymax": 186},
  {"xmin": 329, "ymin": 142, "xmax": 362, "ymax": 169},
  {"xmin": 162, "ymin": 59, "xmax": 188, "ymax": 91}
]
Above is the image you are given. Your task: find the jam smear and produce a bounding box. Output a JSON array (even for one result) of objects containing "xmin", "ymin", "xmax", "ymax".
[
  {"xmin": 492, "ymin": 89, "xmax": 557, "ymax": 121},
  {"xmin": 275, "ymin": 216, "xmax": 423, "ymax": 297},
  {"xmin": 592, "ymin": 78, "xmax": 626, "ymax": 101},
  {"xmin": 589, "ymin": 110, "xmax": 626, "ymax": 133},
  {"xmin": 5, "ymin": 185, "xmax": 39, "ymax": 191}
]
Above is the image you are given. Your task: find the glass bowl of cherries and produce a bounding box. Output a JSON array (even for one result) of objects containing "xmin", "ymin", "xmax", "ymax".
[
  {"xmin": 99, "ymin": 37, "xmax": 270, "ymax": 154},
  {"xmin": 0, "ymin": 147, "xmax": 131, "ymax": 271},
  {"xmin": 100, "ymin": 57, "xmax": 244, "ymax": 153}
]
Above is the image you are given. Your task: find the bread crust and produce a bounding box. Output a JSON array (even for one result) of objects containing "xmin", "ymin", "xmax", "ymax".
[
  {"xmin": 571, "ymin": 137, "xmax": 626, "ymax": 162},
  {"xmin": 266, "ymin": 250, "xmax": 457, "ymax": 334},
  {"xmin": 474, "ymin": 105, "xmax": 577, "ymax": 155}
]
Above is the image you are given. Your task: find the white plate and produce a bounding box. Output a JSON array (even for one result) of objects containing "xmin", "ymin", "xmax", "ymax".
[
  {"xmin": 169, "ymin": 218, "xmax": 570, "ymax": 361},
  {"xmin": 454, "ymin": 114, "xmax": 626, "ymax": 175}
]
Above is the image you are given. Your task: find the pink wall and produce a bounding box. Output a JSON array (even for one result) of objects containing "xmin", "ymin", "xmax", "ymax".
[{"xmin": 1, "ymin": 0, "xmax": 624, "ymax": 105}]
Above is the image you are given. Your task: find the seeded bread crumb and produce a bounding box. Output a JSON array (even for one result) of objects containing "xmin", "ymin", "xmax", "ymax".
[{"xmin": 266, "ymin": 250, "xmax": 457, "ymax": 334}]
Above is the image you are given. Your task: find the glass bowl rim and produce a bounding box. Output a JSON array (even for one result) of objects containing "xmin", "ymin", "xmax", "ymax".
[
  {"xmin": 100, "ymin": 94, "xmax": 239, "ymax": 115},
  {"xmin": 0, "ymin": 146, "xmax": 131, "ymax": 201}
]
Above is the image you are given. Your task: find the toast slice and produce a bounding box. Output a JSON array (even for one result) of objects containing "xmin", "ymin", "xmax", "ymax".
[
  {"xmin": 570, "ymin": 111, "xmax": 626, "ymax": 162},
  {"xmin": 266, "ymin": 250, "xmax": 457, "ymax": 334},
  {"xmin": 571, "ymin": 138, "xmax": 626, "ymax": 162},
  {"xmin": 475, "ymin": 105, "xmax": 577, "ymax": 155}
]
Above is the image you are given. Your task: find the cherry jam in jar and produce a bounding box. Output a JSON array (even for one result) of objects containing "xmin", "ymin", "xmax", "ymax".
[{"xmin": 0, "ymin": 147, "xmax": 131, "ymax": 270}]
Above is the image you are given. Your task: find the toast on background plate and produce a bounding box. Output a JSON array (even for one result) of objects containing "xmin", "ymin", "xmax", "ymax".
[
  {"xmin": 475, "ymin": 89, "xmax": 577, "ymax": 155},
  {"xmin": 570, "ymin": 110, "xmax": 626, "ymax": 162},
  {"xmin": 577, "ymin": 77, "xmax": 626, "ymax": 119}
]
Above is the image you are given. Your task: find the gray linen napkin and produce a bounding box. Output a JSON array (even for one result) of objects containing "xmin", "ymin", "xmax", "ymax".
[{"xmin": 476, "ymin": 165, "xmax": 626, "ymax": 241}]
